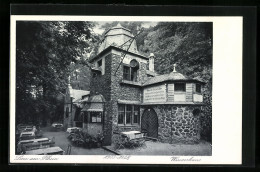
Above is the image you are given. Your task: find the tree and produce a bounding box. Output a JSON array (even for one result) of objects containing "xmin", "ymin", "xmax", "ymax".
[{"xmin": 16, "ymin": 21, "xmax": 97, "ymax": 125}]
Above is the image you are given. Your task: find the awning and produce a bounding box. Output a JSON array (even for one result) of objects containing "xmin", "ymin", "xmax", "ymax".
[
  {"xmin": 81, "ymin": 102, "xmax": 104, "ymax": 112},
  {"xmin": 118, "ymin": 99, "xmax": 141, "ymax": 105}
]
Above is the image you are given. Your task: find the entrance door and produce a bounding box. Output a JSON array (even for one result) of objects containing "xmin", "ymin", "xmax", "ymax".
[{"xmin": 141, "ymin": 108, "xmax": 158, "ymax": 138}]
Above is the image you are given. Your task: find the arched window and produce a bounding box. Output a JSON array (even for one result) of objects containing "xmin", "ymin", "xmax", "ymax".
[{"xmin": 123, "ymin": 59, "xmax": 139, "ymax": 82}]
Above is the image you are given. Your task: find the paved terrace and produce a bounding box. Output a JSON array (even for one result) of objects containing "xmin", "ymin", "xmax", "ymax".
[{"xmin": 41, "ymin": 126, "xmax": 211, "ymax": 156}]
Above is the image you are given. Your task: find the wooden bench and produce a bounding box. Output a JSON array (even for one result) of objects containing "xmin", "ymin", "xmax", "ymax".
[
  {"xmin": 20, "ymin": 141, "xmax": 55, "ymax": 151},
  {"xmin": 18, "ymin": 138, "xmax": 49, "ymax": 145}
]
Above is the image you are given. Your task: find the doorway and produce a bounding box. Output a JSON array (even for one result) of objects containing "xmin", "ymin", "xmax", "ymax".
[{"xmin": 141, "ymin": 108, "xmax": 158, "ymax": 138}]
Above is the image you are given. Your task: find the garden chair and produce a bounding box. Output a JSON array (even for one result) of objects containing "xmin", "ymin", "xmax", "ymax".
[
  {"xmin": 128, "ymin": 137, "xmax": 147, "ymax": 150},
  {"xmin": 113, "ymin": 134, "xmax": 127, "ymax": 150},
  {"xmin": 141, "ymin": 129, "xmax": 148, "ymax": 137},
  {"xmin": 136, "ymin": 138, "xmax": 147, "ymax": 149}
]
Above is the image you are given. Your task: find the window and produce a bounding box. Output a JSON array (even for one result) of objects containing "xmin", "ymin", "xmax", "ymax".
[
  {"xmin": 90, "ymin": 112, "xmax": 102, "ymax": 123},
  {"xmin": 196, "ymin": 84, "xmax": 201, "ymax": 93},
  {"xmin": 126, "ymin": 105, "xmax": 132, "ymax": 124},
  {"xmin": 133, "ymin": 106, "xmax": 140, "ymax": 124},
  {"xmin": 174, "ymin": 83, "xmax": 186, "ymax": 92},
  {"xmin": 123, "ymin": 65, "xmax": 138, "ymax": 82},
  {"xmin": 123, "ymin": 66, "xmax": 130, "ymax": 80},
  {"xmin": 118, "ymin": 104, "xmax": 140, "ymax": 125},
  {"xmin": 118, "ymin": 105, "xmax": 124, "ymax": 124},
  {"xmin": 131, "ymin": 68, "xmax": 138, "ymax": 81}
]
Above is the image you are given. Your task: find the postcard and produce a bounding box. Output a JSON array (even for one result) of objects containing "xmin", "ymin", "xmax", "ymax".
[{"xmin": 10, "ymin": 15, "xmax": 242, "ymax": 164}]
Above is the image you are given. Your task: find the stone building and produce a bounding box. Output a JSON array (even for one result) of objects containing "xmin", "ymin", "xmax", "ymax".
[{"xmin": 64, "ymin": 23, "xmax": 205, "ymax": 145}]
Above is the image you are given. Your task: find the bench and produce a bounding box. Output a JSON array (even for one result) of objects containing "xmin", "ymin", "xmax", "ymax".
[
  {"xmin": 19, "ymin": 141, "xmax": 55, "ymax": 151},
  {"xmin": 18, "ymin": 138, "xmax": 49, "ymax": 145}
]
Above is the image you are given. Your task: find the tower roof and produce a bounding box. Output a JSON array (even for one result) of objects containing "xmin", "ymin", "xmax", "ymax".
[
  {"xmin": 98, "ymin": 23, "xmax": 137, "ymax": 54},
  {"xmin": 104, "ymin": 23, "xmax": 132, "ymax": 35}
]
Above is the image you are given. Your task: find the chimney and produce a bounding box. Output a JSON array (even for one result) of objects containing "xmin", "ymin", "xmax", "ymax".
[{"xmin": 149, "ymin": 53, "xmax": 155, "ymax": 72}]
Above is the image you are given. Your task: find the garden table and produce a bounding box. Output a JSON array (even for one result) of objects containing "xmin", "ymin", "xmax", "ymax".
[
  {"xmin": 120, "ymin": 131, "xmax": 142, "ymax": 140},
  {"xmin": 120, "ymin": 131, "xmax": 146, "ymax": 149}
]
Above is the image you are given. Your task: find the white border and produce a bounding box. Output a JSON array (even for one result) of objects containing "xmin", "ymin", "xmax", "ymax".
[{"xmin": 10, "ymin": 16, "xmax": 242, "ymax": 164}]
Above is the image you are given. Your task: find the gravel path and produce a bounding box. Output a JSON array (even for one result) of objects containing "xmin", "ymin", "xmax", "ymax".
[
  {"xmin": 41, "ymin": 126, "xmax": 211, "ymax": 156},
  {"xmin": 108, "ymin": 140, "xmax": 212, "ymax": 156}
]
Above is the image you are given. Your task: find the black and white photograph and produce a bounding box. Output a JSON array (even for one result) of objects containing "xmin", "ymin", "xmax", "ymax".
[
  {"xmin": 14, "ymin": 20, "xmax": 212, "ymax": 156},
  {"xmin": 10, "ymin": 15, "xmax": 243, "ymax": 164}
]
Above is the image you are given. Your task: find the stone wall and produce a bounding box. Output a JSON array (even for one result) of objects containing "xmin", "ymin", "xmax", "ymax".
[
  {"xmin": 90, "ymin": 53, "xmax": 112, "ymax": 100},
  {"xmin": 109, "ymin": 53, "xmax": 147, "ymax": 144},
  {"xmin": 110, "ymin": 53, "xmax": 146, "ymax": 102},
  {"xmin": 142, "ymin": 105, "xmax": 202, "ymax": 144},
  {"xmin": 90, "ymin": 53, "xmax": 113, "ymax": 145},
  {"xmin": 200, "ymin": 91, "xmax": 212, "ymax": 143}
]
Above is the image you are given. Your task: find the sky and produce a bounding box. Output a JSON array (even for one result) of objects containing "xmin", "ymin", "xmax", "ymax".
[{"xmin": 92, "ymin": 21, "xmax": 158, "ymax": 35}]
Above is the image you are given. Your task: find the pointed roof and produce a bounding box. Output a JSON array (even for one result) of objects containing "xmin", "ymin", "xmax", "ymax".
[
  {"xmin": 81, "ymin": 94, "xmax": 106, "ymax": 112},
  {"xmin": 97, "ymin": 23, "xmax": 137, "ymax": 54},
  {"xmin": 104, "ymin": 23, "xmax": 131, "ymax": 35}
]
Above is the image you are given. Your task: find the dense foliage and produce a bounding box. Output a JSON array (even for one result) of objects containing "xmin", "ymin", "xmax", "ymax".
[
  {"xmin": 140, "ymin": 22, "xmax": 212, "ymax": 142},
  {"xmin": 16, "ymin": 21, "xmax": 98, "ymax": 125},
  {"xmin": 141, "ymin": 22, "xmax": 212, "ymax": 142}
]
